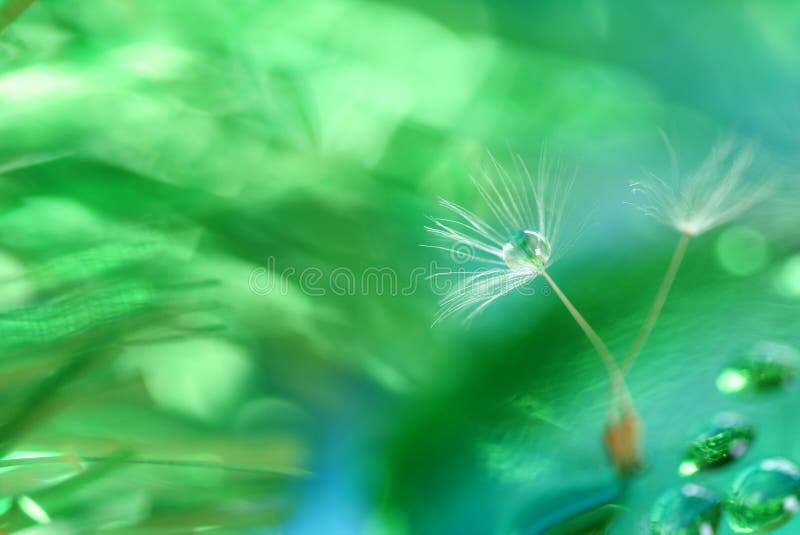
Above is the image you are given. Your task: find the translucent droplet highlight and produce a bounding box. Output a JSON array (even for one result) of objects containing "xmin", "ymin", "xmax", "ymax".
[
  {"xmin": 680, "ymin": 412, "xmax": 754, "ymax": 476},
  {"xmin": 650, "ymin": 484, "xmax": 722, "ymax": 535},
  {"xmin": 717, "ymin": 342, "xmax": 797, "ymax": 394},
  {"xmin": 501, "ymin": 230, "xmax": 551, "ymax": 272},
  {"xmin": 727, "ymin": 458, "xmax": 800, "ymax": 533}
]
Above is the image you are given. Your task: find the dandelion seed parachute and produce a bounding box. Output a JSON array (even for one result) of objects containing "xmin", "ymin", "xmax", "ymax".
[
  {"xmin": 631, "ymin": 140, "xmax": 769, "ymax": 237},
  {"xmin": 624, "ymin": 139, "xmax": 771, "ymax": 373},
  {"xmin": 426, "ymin": 151, "xmax": 643, "ymax": 475},
  {"xmin": 425, "ymin": 152, "xmax": 571, "ymax": 323}
]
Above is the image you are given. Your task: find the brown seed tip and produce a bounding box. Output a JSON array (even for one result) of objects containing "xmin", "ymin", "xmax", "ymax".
[{"xmin": 604, "ymin": 406, "xmax": 643, "ymax": 475}]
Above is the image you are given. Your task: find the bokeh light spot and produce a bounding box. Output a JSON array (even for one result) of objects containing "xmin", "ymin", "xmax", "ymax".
[
  {"xmin": 18, "ymin": 495, "xmax": 51, "ymax": 524},
  {"xmin": 775, "ymin": 255, "xmax": 800, "ymax": 298},
  {"xmin": 715, "ymin": 225, "xmax": 767, "ymax": 276},
  {"xmin": 716, "ymin": 369, "xmax": 748, "ymax": 394},
  {"xmin": 0, "ymin": 251, "xmax": 32, "ymax": 310}
]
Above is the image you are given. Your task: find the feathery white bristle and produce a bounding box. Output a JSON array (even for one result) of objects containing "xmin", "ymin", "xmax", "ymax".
[
  {"xmin": 425, "ymin": 151, "xmax": 572, "ymax": 323},
  {"xmin": 632, "ymin": 140, "xmax": 770, "ymax": 236}
]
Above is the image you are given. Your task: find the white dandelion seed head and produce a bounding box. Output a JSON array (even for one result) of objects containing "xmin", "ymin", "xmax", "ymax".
[
  {"xmin": 424, "ymin": 151, "xmax": 574, "ymax": 324},
  {"xmin": 631, "ymin": 139, "xmax": 770, "ymax": 236}
]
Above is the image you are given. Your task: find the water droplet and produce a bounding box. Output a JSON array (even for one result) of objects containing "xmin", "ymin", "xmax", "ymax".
[
  {"xmin": 680, "ymin": 412, "xmax": 754, "ymax": 476},
  {"xmin": 650, "ymin": 484, "xmax": 722, "ymax": 535},
  {"xmin": 717, "ymin": 342, "xmax": 797, "ymax": 394},
  {"xmin": 515, "ymin": 484, "xmax": 622, "ymax": 535},
  {"xmin": 727, "ymin": 458, "xmax": 800, "ymax": 533},
  {"xmin": 502, "ymin": 230, "xmax": 551, "ymax": 272},
  {"xmin": 540, "ymin": 504, "xmax": 621, "ymax": 534}
]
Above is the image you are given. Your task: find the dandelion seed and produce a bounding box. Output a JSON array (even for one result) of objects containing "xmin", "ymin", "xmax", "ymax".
[
  {"xmin": 631, "ymin": 139, "xmax": 768, "ymax": 237},
  {"xmin": 425, "ymin": 151, "xmax": 643, "ymax": 475},
  {"xmin": 623, "ymin": 139, "xmax": 771, "ymax": 374},
  {"xmin": 424, "ymin": 152, "xmax": 571, "ymax": 324}
]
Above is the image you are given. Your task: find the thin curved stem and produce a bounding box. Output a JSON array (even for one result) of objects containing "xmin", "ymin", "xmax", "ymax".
[
  {"xmin": 542, "ymin": 270, "xmax": 643, "ymax": 473},
  {"xmin": 0, "ymin": 0, "xmax": 37, "ymax": 33},
  {"xmin": 622, "ymin": 232, "xmax": 690, "ymax": 374},
  {"xmin": 542, "ymin": 270, "xmax": 629, "ymax": 414}
]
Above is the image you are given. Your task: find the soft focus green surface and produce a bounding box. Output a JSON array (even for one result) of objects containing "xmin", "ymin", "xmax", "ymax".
[{"xmin": 0, "ymin": 1, "xmax": 799, "ymax": 534}]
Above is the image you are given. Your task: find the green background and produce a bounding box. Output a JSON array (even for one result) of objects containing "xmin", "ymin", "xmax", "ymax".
[{"xmin": 0, "ymin": 0, "xmax": 799, "ymax": 533}]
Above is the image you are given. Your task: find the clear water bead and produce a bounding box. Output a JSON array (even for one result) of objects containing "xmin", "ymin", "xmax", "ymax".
[
  {"xmin": 515, "ymin": 484, "xmax": 622, "ymax": 535},
  {"xmin": 539, "ymin": 504, "xmax": 621, "ymax": 534},
  {"xmin": 650, "ymin": 484, "xmax": 722, "ymax": 534},
  {"xmin": 717, "ymin": 342, "xmax": 797, "ymax": 394},
  {"xmin": 501, "ymin": 230, "xmax": 551, "ymax": 272},
  {"xmin": 679, "ymin": 412, "xmax": 754, "ymax": 476},
  {"xmin": 727, "ymin": 458, "xmax": 800, "ymax": 533}
]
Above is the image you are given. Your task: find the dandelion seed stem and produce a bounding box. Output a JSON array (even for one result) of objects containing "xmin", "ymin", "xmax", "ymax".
[
  {"xmin": 622, "ymin": 232, "xmax": 690, "ymax": 374},
  {"xmin": 541, "ymin": 270, "xmax": 627, "ymax": 404},
  {"xmin": 541, "ymin": 271, "xmax": 643, "ymax": 472}
]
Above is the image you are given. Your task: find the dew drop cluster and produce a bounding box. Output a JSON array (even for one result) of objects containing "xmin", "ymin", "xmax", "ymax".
[{"xmin": 649, "ymin": 342, "xmax": 800, "ymax": 534}]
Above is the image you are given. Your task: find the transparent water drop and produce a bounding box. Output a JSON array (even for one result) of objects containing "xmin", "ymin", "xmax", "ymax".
[
  {"xmin": 650, "ymin": 484, "xmax": 722, "ymax": 535},
  {"xmin": 727, "ymin": 458, "xmax": 800, "ymax": 533},
  {"xmin": 514, "ymin": 484, "xmax": 622, "ymax": 535},
  {"xmin": 539, "ymin": 504, "xmax": 621, "ymax": 534},
  {"xmin": 717, "ymin": 342, "xmax": 797, "ymax": 394},
  {"xmin": 679, "ymin": 412, "xmax": 754, "ymax": 477},
  {"xmin": 501, "ymin": 230, "xmax": 551, "ymax": 272}
]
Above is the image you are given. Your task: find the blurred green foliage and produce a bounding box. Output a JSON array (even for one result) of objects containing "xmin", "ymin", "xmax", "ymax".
[{"xmin": 0, "ymin": 0, "xmax": 799, "ymax": 534}]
